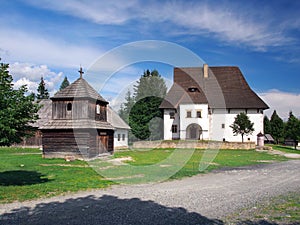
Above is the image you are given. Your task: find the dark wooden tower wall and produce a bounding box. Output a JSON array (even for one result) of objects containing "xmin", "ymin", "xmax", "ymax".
[
  {"xmin": 42, "ymin": 129, "xmax": 114, "ymax": 159},
  {"xmin": 52, "ymin": 99, "xmax": 107, "ymax": 120}
]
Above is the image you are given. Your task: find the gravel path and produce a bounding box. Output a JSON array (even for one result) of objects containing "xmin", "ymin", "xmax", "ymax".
[{"xmin": 1, "ymin": 160, "xmax": 299, "ymax": 225}]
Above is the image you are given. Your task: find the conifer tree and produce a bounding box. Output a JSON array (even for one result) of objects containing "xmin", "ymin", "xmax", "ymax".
[
  {"xmin": 264, "ymin": 115, "xmax": 271, "ymax": 134},
  {"xmin": 129, "ymin": 69, "xmax": 167, "ymax": 140},
  {"xmin": 59, "ymin": 76, "xmax": 70, "ymax": 91},
  {"xmin": 285, "ymin": 111, "xmax": 300, "ymax": 149},
  {"xmin": 36, "ymin": 77, "xmax": 49, "ymax": 100},
  {"xmin": 119, "ymin": 69, "xmax": 167, "ymax": 141},
  {"xmin": 270, "ymin": 110, "xmax": 284, "ymax": 144}
]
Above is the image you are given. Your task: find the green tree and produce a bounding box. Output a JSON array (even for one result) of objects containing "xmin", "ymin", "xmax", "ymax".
[
  {"xmin": 270, "ymin": 110, "xmax": 284, "ymax": 144},
  {"xmin": 284, "ymin": 111, "xmax": 300, "ymax": 149},
  {"xmin": 59, "ymin": 76, "xmax": 70, "ymax": 91},
  {"xmin": 119, "ymin": 69, "xmax": 167, "ymax": 141},
  {"xmin": 129, "ymin": 96, "xmax": 164, "ymax": 140},
  {"xmin": 134, "ymin": 69, "xmax": 167, "ymax": 101},
  {"xmin": 119, "ymin": 90, "xmax": 135, "ymax": 124},
  {"xmin": 36, "ymin": 77, "xmax": 49, "ymax": 100},
  {"xmin": 264, "ymin": 115, "xmax": 271, "ymax": 134},
  {"xmin": 0, "ymin": 60, "xmax": 40, "ymax": 146},
  {"xmin": 230, "ymin": 112, "xmax": 254, "ymax": 142},
  {"xmin": 119, "ymin": 90, "xmax": 136, "ymax": 143}
]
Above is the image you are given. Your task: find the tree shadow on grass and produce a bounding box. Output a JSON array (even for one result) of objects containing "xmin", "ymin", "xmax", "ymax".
[
  {"xmin": 0, "ymin": 170, "xmax": 49, "ymax": 186},
  {"xmin": 1, "ymin": 195, "xmax": 297, "ymax": 225}
]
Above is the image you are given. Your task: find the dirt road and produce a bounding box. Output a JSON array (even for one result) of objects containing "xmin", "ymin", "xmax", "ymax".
[{"xmin": 1, "ymin": 160, "xmax": 299, "ymax": 224}]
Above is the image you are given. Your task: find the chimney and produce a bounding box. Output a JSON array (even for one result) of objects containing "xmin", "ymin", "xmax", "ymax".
[{"xmin": 203, "ymin": 64, "xmax": 208, "ymax": 78}]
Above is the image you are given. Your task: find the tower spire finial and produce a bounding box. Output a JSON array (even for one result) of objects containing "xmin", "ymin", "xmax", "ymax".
[{"xmin": 78, "ymin": 66, "xmax": 84, "ymax": 78}]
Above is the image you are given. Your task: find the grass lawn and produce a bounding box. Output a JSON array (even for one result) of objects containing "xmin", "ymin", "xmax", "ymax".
[
  {"xmin": 225, "ymin": 191, "xmax": 300, "ymax": 224},
  {"xmin": 0, "ymin": 147, "xmax": 113, "ymax": 203},
  {"xmin": 112, "ymin": 148, "xmax": 290, "ymax": 180},
  {"xmin": 0, "ymin": 145, "xmax": 298, "ymax": 203},
  {"xmin": 271, "ymin": 144, "xmax": 300, "ymax": 154}
]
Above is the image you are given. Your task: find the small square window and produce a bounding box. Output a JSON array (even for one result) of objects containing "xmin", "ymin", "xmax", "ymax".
[
  {"xmin": 196, "ymin": 111, "xmax": 202, "ymax": 118},
  {"xmin": 221, "ymin": 124, "xmax": 225, "ymax": 129},
  {"xmin": 172, "ymin": 125, "xmax": 178, "ymax": 133},
  {"xmin": 169, "ymin": 112, "xmax": 175, "ymax": 119},
  {"xmin": 186, "ymin": 111, "xmax": 191, "ymax": 118}
]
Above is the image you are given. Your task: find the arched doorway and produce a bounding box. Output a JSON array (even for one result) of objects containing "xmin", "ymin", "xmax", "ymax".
[{"xmin": 186, "ymin": 123, "xmax": 202, "ymax": 140}]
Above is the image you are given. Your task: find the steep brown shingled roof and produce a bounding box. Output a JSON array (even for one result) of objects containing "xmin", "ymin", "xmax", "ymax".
[
  {"xmin": 51, "ymin": 77, "xmax": 108, "ymax": 103},
  {"xmin": 160, "ymin": 66, "xmax": 269, "ymax": 109}
]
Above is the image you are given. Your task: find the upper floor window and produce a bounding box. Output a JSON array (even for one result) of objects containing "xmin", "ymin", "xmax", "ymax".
[
  {"xmin": 169, "ymin": 112, "xmax": 175, "ymax": 119},
  {"xmin": 186, "ymin": 111, "xmax": 192, "ymax": 118},
  {"xmin": 67, "ymin": 103, "xmax": 72, "ymax": 111},
  {"xmin": 196, "ymin": 110, "xmax": 202, "ymax": 118},
  {"xmin": 96, "ymin": 104, "xmax": 101, "ymax": 114}
]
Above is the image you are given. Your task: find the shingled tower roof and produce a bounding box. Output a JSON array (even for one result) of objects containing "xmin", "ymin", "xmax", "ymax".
[
  {"xmin": 52, "ymin": 76, "xmax": 107, "ymax": 103},
  {"xmin": 40, "ymin": 68, "xmax": 114, "ymax": 130}
]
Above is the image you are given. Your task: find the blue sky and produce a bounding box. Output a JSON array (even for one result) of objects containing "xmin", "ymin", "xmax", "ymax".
[{"xmin": 1, "ymin": 0, "xmax": 300, "ymax": 119}]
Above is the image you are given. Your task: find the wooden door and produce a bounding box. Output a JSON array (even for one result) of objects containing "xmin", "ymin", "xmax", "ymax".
[{"xmin": 97, "ymin": 135, "xmax": 108, "ymax": 153}]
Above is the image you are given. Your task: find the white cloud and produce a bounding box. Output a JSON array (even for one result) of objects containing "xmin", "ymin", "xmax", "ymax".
[
  {"xmin": 0, "ymin": 27, "xmax": 102, "ymax": 68},
  {"xmin": 26, "ymin": 0, "xmax": 138, "ymax": 24},
  {"xmin": 154, "ymin": 2, "xmax": 289, "ymax": 50},
  {"xmin": 10, "ymin": 62, "xmax": 63, "ymax": 96},
  {"xmin": 259, "ymin": 90, "xmax": 300, "ymax": 120},
  {"xmin": 24, "ymin": 0, "xmax": 291, "ymax": 50}
]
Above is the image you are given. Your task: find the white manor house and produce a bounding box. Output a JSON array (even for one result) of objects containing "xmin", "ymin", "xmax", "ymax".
[{"xmin": 159, "ymin": 65, "xmax": 269, "ymax": 143}]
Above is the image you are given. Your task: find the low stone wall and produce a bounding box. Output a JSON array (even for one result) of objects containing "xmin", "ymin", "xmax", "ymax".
[{"xmin": 132, "ymin": 140, "xmax": 255, "ymax": 150}]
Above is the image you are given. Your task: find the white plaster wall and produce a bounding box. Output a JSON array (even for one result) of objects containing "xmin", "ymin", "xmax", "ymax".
[
  {"xmin": 179, "ymin": 104, "xmax": 209, "ymax": 140},
  {"xmin": 163, "ymin": 109, "xmax": 179, "ymax": 140},
  {"xmin": 211, "ymin": 109, "xmax": 264, "ymax": 144},
  {"xmin": 210, "ymin": 109, "xmax": 227, "ymax": 141},
  {"xmin": 114, "ymin": 129, "xmax": 129, "ymax": 148},
  {"xmin": 164, "ymin": 106, "xmax": 265, "ymax": 144}
]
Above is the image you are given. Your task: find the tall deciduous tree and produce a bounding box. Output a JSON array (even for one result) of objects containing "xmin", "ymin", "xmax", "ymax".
[
  {"xmin": 270, "ymin": 110, "xmax": 284, "ymax": 144},
  {"xmin": 230, "ymin": 112, "xmax": 254, "ymax": 142},
  {"xmin": 284, "ymin": 111, "xmax": 300, "ymax": 149},
  {"xmin": 0, "ymin": 60, "xmax": 40, "ymax": 146},
  {"xmin": 59, "ymin": 76, "xmax": 70, "ymax": 91},
  {"xmin": 36, "ymin": 77, "xmax": 49, "ymax": 101}
]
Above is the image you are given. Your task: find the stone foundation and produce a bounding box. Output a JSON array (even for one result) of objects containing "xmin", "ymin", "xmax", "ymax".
[{"xmin": 132, "ymin": 140, "xmax": 255, "ymax": 150}]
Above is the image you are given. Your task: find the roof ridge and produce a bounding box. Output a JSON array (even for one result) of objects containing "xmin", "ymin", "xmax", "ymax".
[{"xmin": 52, "ymin": 77, "xmax": 107, "ymax": 102}]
